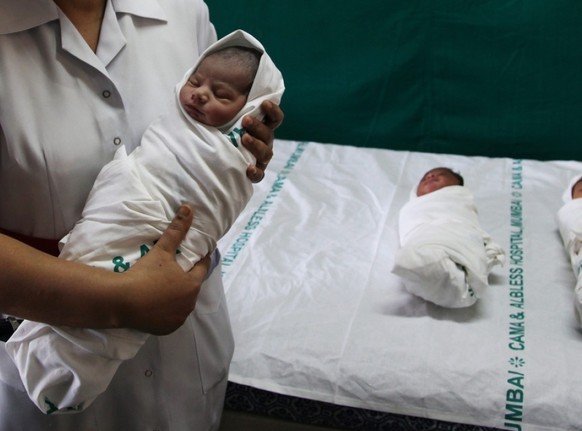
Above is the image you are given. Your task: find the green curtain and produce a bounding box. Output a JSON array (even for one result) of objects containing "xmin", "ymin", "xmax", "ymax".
[{"xmin": 205, "ymin": 0, "xmax": 582, "ymax": 161}]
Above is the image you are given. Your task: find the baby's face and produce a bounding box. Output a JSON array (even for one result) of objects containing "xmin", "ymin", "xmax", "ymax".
[
  {"xmin": 416, "ymin": 168, "xmax": 461, "ymax": 197},
  {"xmin": 572, "ymin": 179, "xmax": 582, "ymax": 199},
  {"xmin": 179, "ymin": 55, "xmax": 250, "ymax": 127}
]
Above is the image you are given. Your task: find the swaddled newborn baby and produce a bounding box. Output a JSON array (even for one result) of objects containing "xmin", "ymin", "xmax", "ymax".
[
  {"xmin": 556, "ymin": 174, "xmax": 582, "ymax": 324},
  {"xmin": 392, "ymin": 167, "xmax": 505, "ymax": 308}
]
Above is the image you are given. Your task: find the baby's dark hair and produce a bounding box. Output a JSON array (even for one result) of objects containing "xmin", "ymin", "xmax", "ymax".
[
  {"xmin": 572, "ymin": 177, "xmax": 582, "ymax": 198},
  {"xmin": 437, "ymin": 167, "xmax": 464, "ymax": 186},
  {"xmin": 449, "ymin": 168, "xmax": 464, "ymax": 186},
  {"xmin": 205, "ymin": 46, "xmax": 261, "ymax": 93}
]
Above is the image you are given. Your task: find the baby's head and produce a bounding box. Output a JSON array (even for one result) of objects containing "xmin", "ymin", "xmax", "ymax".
[
  {"xmin": 572, "ymin": 177, "xmax": 582, "ymax": 200},
  {"xmin": 416, "ymin": 167, "xmax": 464, "ymax": 197},
  {"xmin": 179, "ymin": 46, "xmax": 261, "ymax": 127}
]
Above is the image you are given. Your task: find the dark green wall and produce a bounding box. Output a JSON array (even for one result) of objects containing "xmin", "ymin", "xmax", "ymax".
[{"xmin": 205, "ymin": 0, "xmax": 582, "ymax": 161}]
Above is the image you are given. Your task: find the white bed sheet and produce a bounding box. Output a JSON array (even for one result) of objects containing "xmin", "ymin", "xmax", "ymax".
[{"xmin": 217, "ymin": 139, "xmax": 582, "ymax": 431}]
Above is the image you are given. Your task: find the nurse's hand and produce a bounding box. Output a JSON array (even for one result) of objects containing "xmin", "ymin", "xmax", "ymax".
[
  {"xmin": 242, "ymin": 100, "xmax": 284, "ymax": 182},
  {"xmin": 121, "ymin": 204, "xmax": 210, "ymax": 335}
]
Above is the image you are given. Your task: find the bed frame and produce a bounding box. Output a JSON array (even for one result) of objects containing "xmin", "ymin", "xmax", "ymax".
[{"xmin": 219, "ymin": 383, "xmax": 502, "ymax": 431}]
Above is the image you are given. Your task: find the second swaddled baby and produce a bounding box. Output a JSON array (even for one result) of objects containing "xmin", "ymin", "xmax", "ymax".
[
  {"xmin": 556, "ymin": 174, "xmax": 582, "ymax": 324},
  {"xmin": 392, "ymin": 167, "xmax": 505, "ymax": 308}
]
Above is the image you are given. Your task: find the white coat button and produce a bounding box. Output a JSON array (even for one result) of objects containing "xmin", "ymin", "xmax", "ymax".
[
  {"xmin": 113, "ymin": 137, "xmax": 121, "ymax": 146},
  {"xmin": 102, "ymin": 90, "xmax": 111, "ymax": 98}
]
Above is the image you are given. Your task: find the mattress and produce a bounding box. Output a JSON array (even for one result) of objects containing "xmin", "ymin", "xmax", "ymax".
[{"xmin": 217, "ymin": 139, "xmax": 582, "ymax": 431}]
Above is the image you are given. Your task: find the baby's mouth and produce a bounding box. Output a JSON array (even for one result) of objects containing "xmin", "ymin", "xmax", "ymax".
[{"xmin": 185, "ymin": 105, "xmax": 203, "ymax": 119}]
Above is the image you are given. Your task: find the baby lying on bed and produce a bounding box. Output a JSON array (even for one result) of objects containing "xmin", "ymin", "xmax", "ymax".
[
  {"xmin": 556, "ymin": 174, "xmax": 582, "ymax": 324},
  {"xmin": 5, "ymin": 30, "xmax": 285, "ymax": 414},
  {"xmin": 392, "ymin": 167, "xmax": 505, "ymax": 308}
]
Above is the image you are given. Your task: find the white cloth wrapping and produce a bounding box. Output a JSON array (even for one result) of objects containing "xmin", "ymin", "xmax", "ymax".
[
  {"xmin": 392, "ymin": 186, "xmax": 505, "ymax": 308},
  {"xmin": 556, "ymin": 174, "xmax": 582, "ymax": 323},
  {"xmin": 5, "ymin": 29, "xmax": 284, "ymax": 414}
]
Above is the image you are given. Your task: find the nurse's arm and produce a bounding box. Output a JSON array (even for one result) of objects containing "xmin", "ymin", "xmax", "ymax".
[{"xmin": 0, "ymin": 204, "xmax": 207, "ymax": 335}]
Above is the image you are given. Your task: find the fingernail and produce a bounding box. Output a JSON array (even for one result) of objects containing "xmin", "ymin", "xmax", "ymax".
[{"xmin": 178, "ymin": 204, "xmax": 191, "ymax": 218}]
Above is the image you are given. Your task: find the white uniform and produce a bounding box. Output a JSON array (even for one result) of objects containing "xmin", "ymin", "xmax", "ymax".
[{"xmin": 0, "ymin": 1, "xmax": 234, "ymax": 429}]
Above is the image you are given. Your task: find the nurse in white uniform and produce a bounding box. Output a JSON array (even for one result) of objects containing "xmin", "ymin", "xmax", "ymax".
[{"xmin": 0, "ymin": 0, "xmax": 283, "ymax": 430}]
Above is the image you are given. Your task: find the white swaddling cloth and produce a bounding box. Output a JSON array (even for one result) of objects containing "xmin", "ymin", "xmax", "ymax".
[
  {"xmin": 392, "ymin": 186, "xmax": 505, "ymax": 308},
  {"xmin": 556, "ymin": 174, "xmax": 582, "ymax": 324},
  {"xmin": 5, "ymin": 29, "xmax": 284, "ymax": 414}
]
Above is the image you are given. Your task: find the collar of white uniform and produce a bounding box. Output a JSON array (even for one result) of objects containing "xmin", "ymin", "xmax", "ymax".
[{"xmin": 0, "ymin": 0, "xmax": 166, "ymax": 35}]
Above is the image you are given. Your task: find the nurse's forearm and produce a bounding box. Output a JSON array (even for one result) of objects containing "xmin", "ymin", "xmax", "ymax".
[
  {"xmin": 0, "ymin": 234, "xmax": 123, "ymax": 328},
  {"xmin": 0, "ymin": 205, "xmax": 206, "ymax": 334}
]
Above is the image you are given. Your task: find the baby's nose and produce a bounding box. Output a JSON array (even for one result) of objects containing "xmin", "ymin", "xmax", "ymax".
[{"xmin": 192, "ymin": 89, "xmax": 208, "ymax": 103}]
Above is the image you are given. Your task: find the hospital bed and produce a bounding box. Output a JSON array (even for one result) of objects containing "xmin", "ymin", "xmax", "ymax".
[{"xmin": 205, "ymin": 1, "xmax": 582, "ymax": 430}]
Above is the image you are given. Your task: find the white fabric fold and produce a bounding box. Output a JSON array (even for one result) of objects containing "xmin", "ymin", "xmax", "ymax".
[
  {"xmin": 392, "ymin": 186, "xmax": 505, "ymax": 308},
  {"xmin": 5, "ymin": 29, "xmax": 284, "ymax": 414}
]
